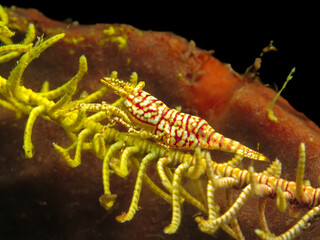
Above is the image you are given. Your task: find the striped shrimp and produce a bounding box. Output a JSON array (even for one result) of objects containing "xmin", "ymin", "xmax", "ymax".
[{"xmin": 97, "ymin": 72, "xmax": 268, "ymax": 161}]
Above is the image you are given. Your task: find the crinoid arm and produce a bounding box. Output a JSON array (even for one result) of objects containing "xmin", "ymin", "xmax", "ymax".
[
  {"xmin": 6, "ymin": 33, "xmax": 65, "ymax": 99},
  {"xmin": 266, "ymin": 67, "xmax": 295, "ymax": 123},
  {"xmin": 254, "ymin": 143, "xmax": 320, "ymax": 240},
  {"xmin": 99, "ymin": 139, "xmax": 125, "ymax": 210},
  {"xmin": 116, "ymin": 151, "xmax": 158, "ymax": 223},
  {"xmin": 3, "ymin": 33, "xmax": 68, "ymax": 158},
  {"xmin": 167, "ymin": 161, "xmax": 191, "ymax": 234},
  {"xmin": 23, "ymin": 51, "xmax": 87, "ymax": 158},
  {"xmin": 255, "ymin": 205, "xmax": 320, "ymax": 240}
]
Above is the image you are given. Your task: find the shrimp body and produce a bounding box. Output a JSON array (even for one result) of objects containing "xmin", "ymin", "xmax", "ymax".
[{"xmin": 101, "ymin": 75, "xmax": 268, "ymax": 162}]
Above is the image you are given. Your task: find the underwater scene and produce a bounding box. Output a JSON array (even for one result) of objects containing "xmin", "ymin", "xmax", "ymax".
[{"xmin": 0, "ymin": 4, "xmax": 319, "ymax": 240}]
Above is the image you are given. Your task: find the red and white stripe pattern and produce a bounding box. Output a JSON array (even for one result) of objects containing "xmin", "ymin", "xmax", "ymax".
[
  {"xmin": 210, "ymin": 159, "xmax": 320, "ymax": 208},
  {"xmin": 122, "ymin": 87, "xmax": 268, "ymax": 161}
]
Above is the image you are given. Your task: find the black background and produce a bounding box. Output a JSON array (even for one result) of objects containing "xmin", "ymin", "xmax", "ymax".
[{"xmin": 1, "ymin": 1, "xmax": 319, "ymax": 125}]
